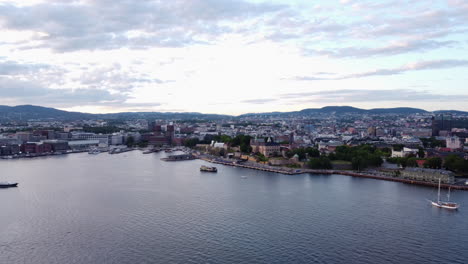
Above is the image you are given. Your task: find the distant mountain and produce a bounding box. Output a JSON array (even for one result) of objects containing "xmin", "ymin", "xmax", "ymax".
[
  {"xmin": 241, "ymin": 106, "xmax": 429, "ymax": 117},
  {"xmin": 434, "ymin": 110, "xmax": 468, "ymax": 115},
  {"xmin": 0, "ymin": 105, "xmax": 92, "ymax": 121},
  {"xmin": 0, "ymin": 105, "xmax": 230, "ymax": 121},
  {"xmin": 93, "ymin": 111, "xmax": 231, "ymax": 120},
  {"xmin": 0, "ymin": 104, "xmax": 465, "ymax": 122},
  {"xmin": 367, "ymin": 107, "xmax": 428, "ymax": 114},
  {"xmin": 299, "ymin": 106, "xmax": 367, "ymax": 114}
]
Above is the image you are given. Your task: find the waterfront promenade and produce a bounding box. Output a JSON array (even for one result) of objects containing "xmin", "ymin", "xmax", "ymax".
[{"xmin": 199, "ymin": 155, "xmax": 468, "ymax": 191}]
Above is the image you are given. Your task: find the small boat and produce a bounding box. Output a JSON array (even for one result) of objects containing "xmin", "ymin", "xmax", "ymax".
[
  {"xmin": 88, "ymin": 148, "xmax": 101, "ymax": 155},
  {"xmin": 0, "ymin": 182, "xmax": 18, "ymax": 188},
  {"xmin": 142, "ymin": 149, "xmax": 154, "ymax": 154},
  {"xmin": 431, "ymin": 178, "xmax": 459, "ymax": 210},
  {"xmin": 200, "ymin": 165, "xmax": 217, "ymax": 172}
]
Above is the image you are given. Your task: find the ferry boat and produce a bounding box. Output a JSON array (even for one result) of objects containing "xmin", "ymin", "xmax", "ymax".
[
  {"xmin": 200, "ymin": 165, "xmax": 217, "ymax": 172},
  {"xmin": 431, "ymin": 178, "xmax": 459, "ymax": 210},
  {"xmin": 0, "ymin": 182, "xmax": 18, "ymax": 188}
]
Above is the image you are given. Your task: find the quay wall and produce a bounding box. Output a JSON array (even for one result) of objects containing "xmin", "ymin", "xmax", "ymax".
[{"xmin": 200, "ymin": 157, "xmax": 468, "ymax": 191}]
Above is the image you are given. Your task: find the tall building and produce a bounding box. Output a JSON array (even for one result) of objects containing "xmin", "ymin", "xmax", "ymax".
[{"xmin": 432, "ymin": 114, "xmax": 452, "ymax": 136}]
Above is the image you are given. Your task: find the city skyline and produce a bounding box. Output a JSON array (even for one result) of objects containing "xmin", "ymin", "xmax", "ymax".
[{"xmin": 1, "ymin": 0, "xmax": 468, "ymax": 114}]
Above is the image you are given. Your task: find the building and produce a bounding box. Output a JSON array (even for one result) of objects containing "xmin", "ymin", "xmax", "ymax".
[
  {"xmin": 432, "ymin": 114, "xmax": 452, "ymax": 136},
  {"xmin": 41, "ymin": 140, "xmax": 69, "ymax": 152},
  {"xmin": 401, "ymin": 168, "xmax": 455, "ymax": 184},
  {"xmin": 110, "ymin": 134, "xmax": 125, "ymax": 145},
  {"xmin": 251, "ymin": 137, "xmax": 280, "ymax": 157},
  {"xmin": 446, "ymin": 136, "xmax": 463, "ymax": 150},
  {"xmin": 71, "ymin": 132, "xmax": 109, "ymax": 144},
  {"xmin": 0, "ymin": 144, "xmax": 20, "ymax": 156},
  {"xmin": 391, "ymin": 147, "xmax": 418, "ymax": 158},
  {"xmin": 68, "ymin": 140, "xmax": 100, "ymax": 151}
]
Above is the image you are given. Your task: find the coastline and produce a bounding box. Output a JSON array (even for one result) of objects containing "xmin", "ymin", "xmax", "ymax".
[{"xmin": 200, "ymin": 155, "xmax": 468, "ymax": 191}]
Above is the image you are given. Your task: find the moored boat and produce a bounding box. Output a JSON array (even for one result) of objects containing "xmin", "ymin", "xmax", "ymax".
[
  {"xmin": 0, "ymin": 182, "xmax": 18, "ymax": 188},
  {"xmin": 200, "ymin": 165, "xmax": 217, "ymax": 172},
  {"xmin": 142, "ymin": 149, "xmax": 154, "ymax": 154},
  {"xmin": 88, "ymin": 148, "xmax": 101, "ymax": 155}
]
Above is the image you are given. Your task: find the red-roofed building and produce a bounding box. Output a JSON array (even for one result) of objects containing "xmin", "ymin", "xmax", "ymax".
[{"xmin": 416, "ymin": 159, "xmax": 426, "ymax": 168}]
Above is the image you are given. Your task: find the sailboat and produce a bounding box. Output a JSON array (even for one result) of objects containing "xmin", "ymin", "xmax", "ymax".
[{"xmin": 431, "ymin": 178, "xmax": 459, "ymax": 210}]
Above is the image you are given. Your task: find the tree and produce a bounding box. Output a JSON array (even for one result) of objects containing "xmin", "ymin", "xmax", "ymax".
[
  {"xmin": 257, "ymin": 153, "xmax": 268, "ymax": 162},
  {"xmin": 406, "ymin": 157, "xmax": 418, "ymax": 167},
  {"xmin": 445, "ymin": 154, "xmax": 468, "ymax": 173},
  {"xmin": 424, "ymin": 157, "xmax": 442, "ymax": 169},
  {"xmin": 392, "ymin": 144, "xmax": 405, "ymax": 151},
  {"xmin": 306, "ymin": 147, "xmax": 320, "ymax": 158},
  {"xmin": 138, "ymin": 140, "xmax": 148, "ymax": 148},
  {"xmin": 183, "ymin": 138, "xmax": 200, "ymax": 148},
  {"xmin": 368, "ymin": 154, "xmax": 383, "ymax": 167},
  {"xmin": 417, "ymin": 147, "xmax": 425, "ymax": 158},
  {"xmin": 352, "ymin": 156, "xmax": 367, "ymax": 171},
  {"xmin": 126, "ymin": 136, "xmax": 135, "ymax": 147},
  {"xmin": 240, "ymin": 143, "xmax": 252, "ymax": 153},
  {"xmin": 308, "ymin": 157, "xmax": 332, "ymax": 169}
]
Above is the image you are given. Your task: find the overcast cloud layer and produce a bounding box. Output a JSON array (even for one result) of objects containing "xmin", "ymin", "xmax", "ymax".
[{"xmin": 0, "ymin": 0, "xmax": 467, "ymax": 114}]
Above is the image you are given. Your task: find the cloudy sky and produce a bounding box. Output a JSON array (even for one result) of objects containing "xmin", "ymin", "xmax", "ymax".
[{"xmin": 0, "ymin": 0, "xmax": 467, "ymax": 114}]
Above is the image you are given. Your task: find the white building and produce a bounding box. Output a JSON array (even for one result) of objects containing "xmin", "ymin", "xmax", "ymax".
[
  {"xmin": 446, "ymin": 136, "xmax": 462, "ymax": 150},
  {"xmin": 391, "ymin": 147, "xmax": 418, "ymax": 158}
]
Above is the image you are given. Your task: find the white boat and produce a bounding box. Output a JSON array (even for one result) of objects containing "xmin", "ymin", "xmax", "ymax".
[
  {"xmin": 142, "ymin": 149, "xmax": 154, "ymax": 154},
  {"xmin": 431, "ymin": 178, "xmax": 459, "ymax": 210},
  {"xmin": 88, "ymin": 148, "xmax": 101, "ymax": 155}
]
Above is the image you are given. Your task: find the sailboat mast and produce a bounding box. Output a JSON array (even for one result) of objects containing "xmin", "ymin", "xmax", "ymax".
[{"xmin": 437, "ymin": 178, "xmax": 441, "ymax": 203}]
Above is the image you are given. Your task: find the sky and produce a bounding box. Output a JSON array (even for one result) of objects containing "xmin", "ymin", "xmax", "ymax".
[{"xmin": 0, "ymin": 0, "xmax": 467, "ymax": 115}]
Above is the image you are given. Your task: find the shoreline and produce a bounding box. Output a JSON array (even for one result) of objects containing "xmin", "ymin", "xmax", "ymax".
[{"xmin": 200, "ymin": 156, "xmax": 468, "ymax": 191}]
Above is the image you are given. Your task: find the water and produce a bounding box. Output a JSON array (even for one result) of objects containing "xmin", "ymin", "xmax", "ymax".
[{"xmin": 1, "ymin": 151, "xmax": 467, "ymax": 264}]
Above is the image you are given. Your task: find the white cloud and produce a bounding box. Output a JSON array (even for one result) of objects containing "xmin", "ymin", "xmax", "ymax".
[{"xmin": 0, "ymin": 0, "xmax": 467, "ymax": 113}]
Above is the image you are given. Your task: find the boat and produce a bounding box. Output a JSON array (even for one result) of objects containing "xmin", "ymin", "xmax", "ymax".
[
  {"xmin": 88, "ymin": 148, "xmax": 101, "ymax": 155},
  {"xmin": 0, "ymin": 182, "xmax": 18, "ymax": 188},
  {"xmin": 200, "ymin": 165, "xmax": 217, "ymax": 172},
  {"xmin": 142, "ymin": 149, "xmax": 154, "ymax": 154},
  {"xmin": 431, "ymin": 178, "xmax": 459, "ymax": 210}
]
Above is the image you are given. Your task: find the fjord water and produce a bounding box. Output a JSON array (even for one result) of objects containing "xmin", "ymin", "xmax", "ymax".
[{"xmin": 1, "ymin": 152, "xmax": 467, "ymax": 264}]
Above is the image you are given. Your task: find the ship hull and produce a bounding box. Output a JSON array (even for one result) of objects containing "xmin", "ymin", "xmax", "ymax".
[
  {"xmin": 0, "ymin": 183, "xmax": 18, "ymax": 188},
  {"xmin": 431, "ymin": 201, "xmax": 459, "ymax": 210}
]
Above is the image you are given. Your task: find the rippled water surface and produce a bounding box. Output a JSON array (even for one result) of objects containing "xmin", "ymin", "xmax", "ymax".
[{"xmin": 1, "ymin": 151, "xmax": 467, "ymax": 264}]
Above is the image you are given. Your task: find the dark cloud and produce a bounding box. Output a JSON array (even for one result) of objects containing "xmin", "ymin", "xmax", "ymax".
[
  {"xmin": 76, "ymin": 66, "xmax": 169, "ymax": 92},
  {"xmin": 0, "ymin": 77, "xmax": 128, "ymax": 106},
  {"xmin": 0, "ymin": 0, "xmax": 285, "ymax": 52},
  {"xmin": 291, "ymin": 59, "xmax": 468, "ymax": 80},
  {"xmin": 0, "ymin": 60, "xmax": 50, "ymax": 75},
  {"xmin": 262, "ymin": 0, "xmax": 468, "ymax": 58},
  {"xmin": 281, "ymin": 89, "xmax": 468, "ymax": 103}
]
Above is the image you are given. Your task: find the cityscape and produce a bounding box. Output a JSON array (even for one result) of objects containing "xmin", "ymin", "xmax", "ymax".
[
  {"xmin": 1, "ymin": 104, "xmax": 468, "ymax": 187},
  {"xmin": 2, "ymin": 0, "xmax": 468, "ymax": 263}
]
